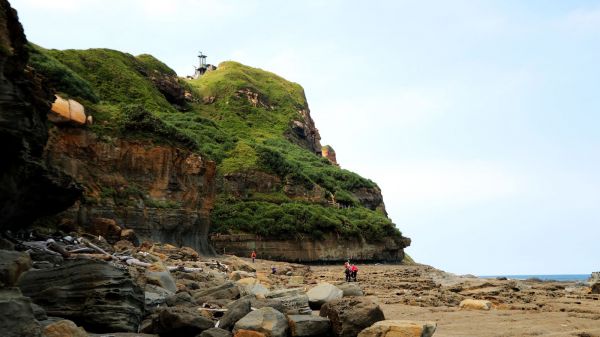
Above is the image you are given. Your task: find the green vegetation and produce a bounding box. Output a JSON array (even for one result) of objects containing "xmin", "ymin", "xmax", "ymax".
[
  {"xmin": 28, "ymin": 49, "xmax": 402, "ymax": 243},
  {"xmin": 210, "ymin": 199, "xmax": 401, "ymax": 242}
]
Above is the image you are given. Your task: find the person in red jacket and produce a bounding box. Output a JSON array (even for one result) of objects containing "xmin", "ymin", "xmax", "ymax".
[
  {"xmin": 350, "ymin": 264, "xmax": 358, "ymax": 282},
  {"xmin": 251, "ymin": 250, "xmax": 257, "ymax": 263}
]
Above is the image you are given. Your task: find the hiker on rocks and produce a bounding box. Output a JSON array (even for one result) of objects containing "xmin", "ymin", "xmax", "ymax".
[
  {"xmin": 271, "ymin": 265, "xmax": 277, "ymax": 274},
  {"xmin": 351, "ymin": 264, "xmax": 358, "ymax": 281},
  {"xmin": 251, "ymin": 250, "xmax": 257, "ymax": 263},
  {"xmin": 344, "ymin": 262, "xmax": 352, "ymax": 282}
]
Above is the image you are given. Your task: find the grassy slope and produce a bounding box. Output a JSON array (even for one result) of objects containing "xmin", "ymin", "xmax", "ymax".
[{"xmin": 29, "ymin": 48, "xmax": 403, "ymax": 243}]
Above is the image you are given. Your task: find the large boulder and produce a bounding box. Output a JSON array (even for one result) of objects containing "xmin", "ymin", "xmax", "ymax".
[
  {"xmin": 0, "ymin": 249, "xmax": 32, "ymax": 286},
  {"xmin": 320, "ymin": 297, "xmax": 385, "ymax": 337},
  {"xmin": 336, "ymin": 283, "xmax": 363, "ymax": 297},
  {"xmin": 287, "ymin": 315, "xmax": 331, "ymax": 337},
  {"xmin": 233, "ymin": 307, "xmax": 288, "ymax": 337},
  {"xmin": 357, "ymin": 320, "xmax": 437, "ymax": 337},
  {"xmin": 253, "ymin": 288, "xmax": 311, "ymax": 315},
  {"xmin": 230, "ymin": 271, "xmax": 254, "ymax": 281},
  {"xmin": 0, "ymin": 288, "xmax": 42, "ymax": 337},
  {"xmin": 459, "ymin": 299, "xmax": 492, "ymax": 310},
  {"xmin": 591, "ymin": 282, "xmax": 600, "ymax": 294},
  {"xmin": 225, "ymin": 256, "xmax": 256, "ymax": 273},
  {"xmin": 153, "ymin": 306, "xmax": 214, "ymax": 336},
  {"xmin": 307, "ymin": 283, "xmax": 343, "ymax": 309},
  {"xmin": 235, "ymin": 330, "xmax": 266, "ymax": 337},
  {"xmin": 202, "ymin": 327, "xmax": 234, "ymax": 337},
  {"xmin": 43, "ymin": 319, "xmax": 87, "ymax": 337},
  {"xmin": 220, "ymin": 297, "xmax": 252, "ymax": 330},
  {"xmin": 145, "ymin": 284, "xmax": 175, "ymax": 311},
  {"xmin": 17, "ymin": 259, "xmax": 144, "ymax": 332},
  {"xmin": 194, "ymin": 281, "xmax": 240, "ymax": 304},
  {"xmin": 49, "ymin": 95, "xmax": 87, "ymax": 125}
]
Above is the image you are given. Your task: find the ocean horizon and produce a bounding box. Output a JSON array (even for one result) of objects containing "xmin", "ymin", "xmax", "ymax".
[{"xmin": 479, "ymin": 274, "xmax": 591, "ymax": 282}]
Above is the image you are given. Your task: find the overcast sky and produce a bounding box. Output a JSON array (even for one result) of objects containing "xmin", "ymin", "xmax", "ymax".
[{"xmin": 12, "ymin": 0, "xmax": 600, "ymax": 275}]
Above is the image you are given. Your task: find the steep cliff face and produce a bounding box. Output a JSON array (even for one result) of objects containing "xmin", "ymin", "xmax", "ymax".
[
  {"xmin": 25, "ymin": 47, "xmax": 410, "ymax": 261},
  {"xmin": 45, "ymin": 127, "xmax": 216, "ymax": 254},
  {"xmin": 0, "ymin": 0, "xmax": 80, "ymax": 230}
]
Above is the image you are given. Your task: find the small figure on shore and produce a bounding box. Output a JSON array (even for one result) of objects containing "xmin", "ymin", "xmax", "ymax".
[
  {"xmin": 351, "ymin": 264, "xmax": 358, "ymax": 282},
  {"xmin": 251, "ymin": 250, "xmax": 257, "ymax": 263},
  {"xmin": 344, "ymin": 262, "xmax": 352, "ymax": 282},
  {"xmin": 271, "ymin": 265, "xmax": 277, "ymax": 274}
]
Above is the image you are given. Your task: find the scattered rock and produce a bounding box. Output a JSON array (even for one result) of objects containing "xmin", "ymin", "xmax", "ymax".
[
  {"xmin": 591, "ymin": 282, "xmax": 600, "ymax": 294},
  {"xmin": 254, "ymin": 288, "xmax": 311, "ymax": 314},
  {"xmin": 43, "ymin": 319, "xmax": 87, "ymax": 337},
  {"xmin": 287, "ymin": 315, "xmax": 331, "ymax": 337},
  {"xmin": 234, "ymin": 329, "xmax": 266, "ymax": 337},
  {"xmin": 202, "ymin": 327, "xmax": 234, "ymax": 337},
  {"xmin": 288, "ymin": 276, "xmax": 304, "ymax": 286},
  {"xmin": 0, "ymin": 249, "xmax": 32, "ymax": 286},
  {"xmin": 234, "ymin": 307, "xmax": 288, "ymax": 337},
  {"xmin": 154, "ymin": 306, "xmax": 214, "ymax": 336},
  {"xmin": 307, "ymin": 283, "xmax": 343, "ymax": 309},
  {"xmin": 225, "ymin": 256, "xmax": 256, "ymax": 273},
  {"xmin": 320, "ymin": 297, "xmax": 385, "ymax": 337},
  {"xmin": 145, "ymin": 284, "xmax": 174, "ymax": 311},
  {"xmin": 193, "ymin": 281, "xmax": 240, "ymax": 303},
  {"xmin": 357, "ymin": 320, "xmax": 437, "ymax": 337},
  {"xmin": 166, "ymin": 292, "xmax": 194, "ymax": 307},
  {"xmin": 459, "ymin": 299, "xmax": 492, "ymax": 310},
  {"xmin": 336, "ymin": 283, "xmax": 363, "ymax": 297},
  {"xmin": 17, "ymin": 259, "xmax": 144, "ymax": 332},
  {"xmin": 230, "ymin": 271, "xmax": 254, "ymax": 281},
  {"xmin": 146, "ymin": 267, "xmax": 178, "ymax": 293},
  {"xmin": 0, "ymin": 288, "xmax": 42, "ymax": 337},
  {"xmin": 220, "ymin": 297, "xmax": 252, "ymax": 330}
]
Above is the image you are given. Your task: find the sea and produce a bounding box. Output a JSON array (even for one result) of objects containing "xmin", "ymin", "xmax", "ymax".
[{"xmin": 479, "ymin": 274, "xmax": 591, "ymax": 282}]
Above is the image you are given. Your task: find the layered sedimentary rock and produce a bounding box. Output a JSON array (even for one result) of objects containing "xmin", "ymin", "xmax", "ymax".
[
  {"xmin": 211, "ymin": 233, "xmax": 409, "ymax": 262},
  {"xmin": 45, "ymin": 128, "xmax": 216, "ymax": 254},
  {"xmin": 0, "ymin": 0, "xmax": 81, "ymax": 230},
  {"xmin": 17, "ymin": 259, "xmax": 144, "ymax": 332}
]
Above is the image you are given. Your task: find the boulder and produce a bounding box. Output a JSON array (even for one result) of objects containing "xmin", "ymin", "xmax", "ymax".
[
  {"xmin": 166, "ymin": 292, "xmax": 194, "ymax": 307},
  {"xmin": 336, "ymin": 283, "xmax": 363, "ymax": 297},
  {"xmin": 320, "ymin": 297, "xmax": 385, "ymax": 337},
  {"xmin": 0, "ymin": 249, "xmax": 32, "ymax": 286},
  {"xmin": 307, "ymin": 283, "xmax": 343, "ymax": 309},
  {"xmin": 253, "ymin": 288, "xmax": 311, "ymax": 315},
  {"xmin": 235, "ymin": 330, "xmax": 266, "ymax": 337},
  {"xmin": 237, "ymin": 277, "xmax": 259, "ymax": 286},
  {"xmin": 154, "ymin": 306, "xmax": 214, "ymax": 336},
  {"xmin": 43, "ymin": 320, "xmax": 87, "ymax": 337},
  {"xmin": 357, "ymin": 320, "xmax": 437, "ymax": 337},
  {"xmin": 220, "ymin": 298, "xmax": 252, "ymax": 330},
  {"xmin": 146, "ymin": 268, "xmax": 178, "ymax": 293},
  {"xmin": 88, "ymin": 217, "xmax": 122, "ymax": 243},
  {"xmin": 244, "ymin": 283, "xmax": 270, "ymax": 297},
  {"xmin": 233, "ymin": 307, "xmax": 288, "ymax": 337},
  {"xmin": 591, "ymin": 282, "xmax": 600, "ymax": 294},
  {"xmin": 202, "ymin": 327, "xmax": 234, "ymax": 337},
  {"xmin": 230, "ymin": 271, "xmax": 254, "ymax": 281},
  {"xmin": 0, "ymin": 288, "xmax": 42, "ymax": 337},
  {"xmin": 459, "ymin": 299, "xmax": 492, "ymax": 310},
  {"xmin": 193, "ymin": 281, "xmax": 240, "ymax": 303},
  {"xmin": 17, "ymin": 259, "xmax": 144, "ymax": 332},
  {"xmin": 287, "ymin": 315, "xmax": 331, "ymax": 337},
  {"xmin": 145, "ymin": 284, "xmax": 174, "ymax": 311},
  {"xmin": 225, "ymin": 256, "xmax": 256, "ymax": 273}
]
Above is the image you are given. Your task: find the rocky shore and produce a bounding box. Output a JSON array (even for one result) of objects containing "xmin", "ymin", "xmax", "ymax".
[{"xmin": 2, "ymin": 232, "xmax": 599, "ymax": 337}]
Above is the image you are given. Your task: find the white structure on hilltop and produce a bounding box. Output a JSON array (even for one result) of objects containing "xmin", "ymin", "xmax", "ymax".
[{"xmin": 192, "ymin": 51, "xmax": 216, "ymax": 79}]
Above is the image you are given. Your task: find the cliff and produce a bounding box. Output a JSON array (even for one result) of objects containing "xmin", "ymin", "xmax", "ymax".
[
  {"xmin": 0, "ymin": 0, "xmax": 80, "ymax": 230},
  {"xmin": 21, "ymin": 42, "xmax": 410, "ymax": 261}
]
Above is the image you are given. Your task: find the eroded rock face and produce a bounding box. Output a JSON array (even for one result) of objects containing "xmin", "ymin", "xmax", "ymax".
[
  {"xmin": 45, "ymin": 128, "xmax": 216, "ymax": 254},
  {"xmin": 211, "ymin": 234, "xmax": 407, "ymax": 263},
  {"xmin": 17, "ymin": 259, "xmax": 144, "ymax": 332},
  {"xmin": 0, "ymin": 249, "xmax": 32, "ymax": 287},
  {"xmin": 0, "ymin": 0, "xmax": 81, "ymax": 230},
  {"xmin": 286, "ymin": 108, "xmax": 322, "ymax": 155}
]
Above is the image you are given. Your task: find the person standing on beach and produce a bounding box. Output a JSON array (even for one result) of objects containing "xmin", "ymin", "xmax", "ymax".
[
  {"xmin": 251, "ymin": 250, "xmax": 257, "ymax": 263},
  {"xmin": 344, "ymin": 262, "xmax": 351, "ymax": 282}
]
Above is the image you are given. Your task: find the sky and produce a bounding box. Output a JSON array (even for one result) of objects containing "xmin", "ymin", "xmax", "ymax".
[{"xmin": 11, "ymin": 0, "xmax": 600, "ymax": 275}]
